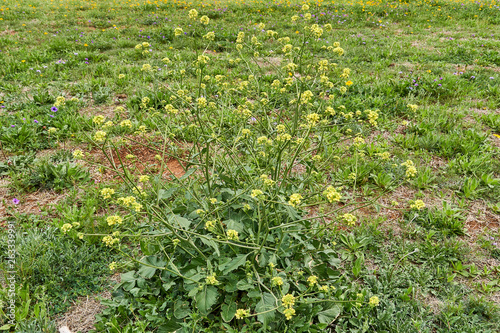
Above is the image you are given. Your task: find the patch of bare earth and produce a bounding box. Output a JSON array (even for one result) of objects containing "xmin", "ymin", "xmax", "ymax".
[
  {"xmin": 464, "ymin": 200, "xmax": 500, "ymax": 240},
  {"xmin": 0, "ymin": 179, "xmax": 67, "ymax": 222},
  {"xmin": 86, "ymin": 136, "xmax": 186, "ymax": 182},
  {"xmin": 57, "ymin": 274, "xmax": 121, "ymax": 333},
  {"xmin": 80, "ymin": 103, "xmax": 122, "ymax": 119}
]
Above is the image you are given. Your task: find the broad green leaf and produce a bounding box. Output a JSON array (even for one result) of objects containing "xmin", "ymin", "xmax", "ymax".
[
  {"xmin": 223, "ymin": 254, "xmax": 249, "ymax": 275},
  {"xmin": 195, "ymin": 285, "xmax": 218, "ymax": 315},
  {"xmin": 0, "ymin": 325, "xmax": 12, "ymax": 331},
  {"xmin": 158, "ymin": 187, "xmax": 177, "ymax": 200},
  {"xmin": 221, "ymin": 302, "xmax": 237, "ymax": 322},
  {"xmin": 120, "ymin": 271, "xmax": 136, "ymax": 282},
  {"xmin": 179, "ymin": 168, "xmax": 195, "ymax": 180},
  {"xmin": 255, "ymin": 292, "xmax": 276, "ymax": 326},
  {"xmin": 174, "ymin": 300, "xmax": 191, "ymax": 319},
  {"xmin": 200, "ymin": 237, "xmax": 220, "ymax": 257},
  {"xmin": 317, "ymin": 305, "xmax": 341, "ymax": 324},
  {"xmin": 169, "ymin": 214, "xmax": 192, "ymax": 229},
  {"xmin": 157, "ymin": 319, "xmax": 182, "ymax": 333}
]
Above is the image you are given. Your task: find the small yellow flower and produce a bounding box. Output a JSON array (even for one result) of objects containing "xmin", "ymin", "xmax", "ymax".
[
  {"xmin": 281, "ymin": 294, "xmax": 296, "ymax": 308},
  {"xmin": 61, "ymin": 223, "xmax": 73, "ymax": 233},
  {"xmin": 141, "ymin": 64, "xmax": 152, "ymax": 72},
  {"xmin": 94, "ymin": 131, "xmax": 107, "ymax": 142},
  {"xmin": 307, "ymin": 275, "xmax": 318, "ymax": 286},
  {"xmin": 323, "ymin": 186, "xmax": 341, "ymax": 203},
  {"xmin": 401, "ymin": 160, "xmax": 417, "ymax": 178},
  {"xmin": 251, "ymin": 189, "xmax": 263, "ymax": 198},
  {"xmin": 227, "ymin": 229, "xmax": 239, "ymax": 241},
  {"xmin": 407, "ymin": 104, "xmax": 419, "ymax": 112},
  {"xmin": 288, "ymin": 193, "xmax": 303, "ymax": 207},
  {"xmin": 139, "ymin": 175, "xmax": 149, "ymax": 182},
  {"xmin": 200, "ymin": 15, "xmax": 210, "ymax": 25},
  {"xmin": 106, "ymin": 215, "xmax": 123, "ymax": 226},
  {"xmin": 102, "ymin": 235, "xmax": 120, "ymax": 247},
  {"xmin": 118, "ymin": 74, "xmax": 125, "ymax": 79},
  {"xmin": 306, "ymin": 113, "xmax": 320, "ymax": 125},
  {"xmin": 283, "ymin": 307, "xmax": 296, "ymax": 320},
  {"xmin": 318, "ymin": 285, "xmax": 329, "ymax": 292},
  {"xmin": 410, "ymin": 200, "xmax": 425, "ymax": 210},
  {"xmin": 210, "ymin": 198, "xmax": 218, "ymax": 204},
  {"xmin": 205, "ymin": 220, "xmax": 216, "ymax": 231},
  {"xmin": 72, "ymin": 149, "xmax": 84, "ymax": 159},
  {"xmin": 188, "ymin": 8, "xmax": 198, "ymax": 19},
  {"xmin": 271, "ymin": 276, "xmax": 283, "ymax": 286},
  {"xmin": 109, "ymin": 261, "xmax": 118, "ymax": 271},
  {"xmin": 341, "ymin": 213, "xmax": 357, "ymax": 226},
  {"xmin": 101, "ymin": 188, "xmax": 115, "ymax": 199},
  {"xmin": 93, "ymin": 115, "xmax": 105, "ymax": 125},
  {"xmin": 235, "ymin": 309, "xmax": 250, "ymax": 319},
  {"xmin": 345, "ymin": 80, "xmax": 353, "ymax": 86},
  {"xmin": 205, "ymin": 273, "xmax": 219, "ymax": 285},
  {"xmin": 369, "ymin": 296, "xmax": 380, "ymax": 307}
]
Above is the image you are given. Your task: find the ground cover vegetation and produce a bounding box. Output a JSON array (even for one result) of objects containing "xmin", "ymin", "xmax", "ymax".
[{"xmin": 0, "ymin": 0, "xmax": 500, "ymax": 331}]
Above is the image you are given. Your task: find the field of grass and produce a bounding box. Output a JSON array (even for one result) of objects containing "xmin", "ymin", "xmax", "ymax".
[{"xmin": 1, "ymin": 0, "xmax": 500, "ymax": 332}]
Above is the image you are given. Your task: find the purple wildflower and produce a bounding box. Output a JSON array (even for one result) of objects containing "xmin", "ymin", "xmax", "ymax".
[
  {"xmin": 51, "ymin": 106, "xmax": 58, "ymax": 112},
  {"xmin": 12, "ymin": 198, "xmax": 20, "ymax": 205}
]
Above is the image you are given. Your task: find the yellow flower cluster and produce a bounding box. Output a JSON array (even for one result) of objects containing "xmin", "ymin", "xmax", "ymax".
[
  {"xmin": 369, "ymin": 296, "xmax": 380, "ymax": 307},
  {"xmin": 139, "ymin": 175, "xmax": 149, "ymax": 182},
  {"xmin": 307, "ymin": 275, "xmax": 318, "ymax": 286},
  {"xmin": 366, "ymin": 109, "xmax": 379, "ymax": 126},
  {"xmin": 306, "ymin": 113, "xmax": 320, "ymax": 125},
  {"xmin": 101, "ymin": 188, "xmax": 115, "ymax": 199},
  {"xmin": 284, "ymin": 308, "xmax": 296, "ymax": 320},
  {"xmin": 61, "ymin": 223, "xmax": 73, "ymax": 233},
  {"xmin": 117, "ymin": 196, "xmax": 142, "ymax": 212},
  {"xmin": 282, "ymin": 293, "xmax": 295, "ymax": 307},
  {"xmin": 271, "ymin": 276, "xmax": 283, "ymax": 286},
  {"xmin": 106, "ymin": 215, "xmax": 123, "ymax": 226},
  {"xmin": 102, "ymin": 235, "xmax": 120, "ymax": 246},
  {"xmin": 188, "ymin": 8, "xmax": 198, "ymax": 19},
  {"xmin": 175, "ymin": 28, "xmax": 183, "ymax": 36},
  {"xmin": 120, "ymin": 119, "xmax": 132, "ymax": 128},
  {"xmin": 73, "ymin": 149, "xmax": 84, "ymax": 159},
  {"xmin": 200, "ymin": 15, "xmax": 210, "ymax": 25},
  {"xmin": 205, "ymin": 220, "xmax": 217, "ymax": 232},
  {"xmin": 401, "ymin": 160, "xmax": 417, "ymax": 178},
  {"xmin": 227, "ymin": 229, "xmax": 239, "ymax": 241},
  {"xmin": 288, "ymin": 193, "xmax": 303, "ymax": 207},
  {"xmin": 54, "ymin": 96, "xmax": 65, "ymax": 107},
  {"xmin": 323, "ymin": 186, "xmax": 342, "ymax": 203},
  {"xmin": 235, "ymin": 309, "xmax": 250, "ymax": 319},
  {"xmin": 407, "ymin": 104, "xmax": 419, "ymax": 112},
  {"xmin": 93, "ymin": 115, "xmax": 105, "ymax": 125},
  {"xmin": 94, "ymin": 131, "xmax": 107, "ymax": 142},
  {"xmin": 257, "ymin": 136, "xmax": 272, "ymax": 145},
  {"xmin": 342, "ymin": 213, "xmax": 357, "ymax": 226},
  {"xmin": 251, "ymin": 189, "xmax": 264, "ymax": 198},
  {"xmin": 260, "ymin": 174, "xmax": 275, "ymax": 186},
  {"xmin": 410, "ymin": 200, "xmax": 426, "ymax": 210},
  {"xmin": 281, "ymin": 293, "xmax": 296, "ymax": 319},
  {"xmin": 203, "ymin": 31, "xmax": 215, "ymax": 41},
  {"xmin": 205, "ymin": 273, "xmax": 219, "ymax": 285}
]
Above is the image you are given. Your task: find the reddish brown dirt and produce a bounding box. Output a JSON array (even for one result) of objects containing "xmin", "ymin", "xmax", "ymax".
[{"xmin": 87, "ymin": 136, "xmax": 186, "ymax": 182}]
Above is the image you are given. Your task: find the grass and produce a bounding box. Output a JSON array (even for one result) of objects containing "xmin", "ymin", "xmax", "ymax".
[{"xmin": 0, "ymin": 0, "xmax": 499, "ymax": 332}]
